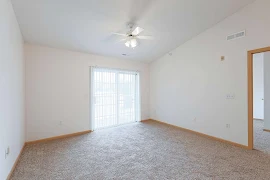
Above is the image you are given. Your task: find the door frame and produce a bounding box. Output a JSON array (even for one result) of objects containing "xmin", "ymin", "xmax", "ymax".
[{"xmin": 247, "ymin": 46, "xmax": 270, "ymax": 150}]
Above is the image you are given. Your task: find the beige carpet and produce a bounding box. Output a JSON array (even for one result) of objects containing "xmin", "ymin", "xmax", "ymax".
[
  {"xmin": 254, "ymin": 119, "xmax": 270, "ymax": 153},
  {"xmin": 11, "ymin": 120, "xmax": 270, "ymax": 180}
]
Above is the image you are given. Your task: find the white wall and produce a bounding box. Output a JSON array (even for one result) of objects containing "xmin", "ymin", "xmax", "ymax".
[
  {"xmin": 150, "ymin": 0, "xmax": 270, "ymax": 146},
  {"xmin": 253, "ymin": 53, "xmax": 264, "ymax": 119},
  {"xmin": 264, "ymin": 52, "xmax": 270, "ymax": 130},
  {"xmin": 25, "ymin": 44, "xmax": 150, "ymax": 141},
  {"xmin": 0, "ymin": 0, "xmax": 25, "ymax": 179}
]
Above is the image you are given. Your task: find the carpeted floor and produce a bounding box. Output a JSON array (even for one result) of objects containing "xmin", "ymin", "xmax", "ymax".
[
  {"xmin": 11, "ymin": 120, "xmax": 270, "ymax": 180},
  {"xmin": 254, "ymin": 119, "xmax": 270, "ymax": 154}
]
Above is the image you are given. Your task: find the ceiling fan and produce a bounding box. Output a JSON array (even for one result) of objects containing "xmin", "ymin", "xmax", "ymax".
[{"xmin": 112, "ymin": 23, "xmax": 153, "ymax": 48}]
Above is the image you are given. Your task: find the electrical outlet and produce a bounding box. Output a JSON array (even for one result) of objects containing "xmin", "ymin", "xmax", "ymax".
[{"xmin": 226, "ymin": 124, "xmax": 230, "ymax": 128}]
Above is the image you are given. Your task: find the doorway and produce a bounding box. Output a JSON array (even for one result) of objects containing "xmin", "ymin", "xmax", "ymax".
[
  {"xmin": 253, "ymin": 53, "xmax": 264, "ymax": 121},
  {"xmin": 90, "ymin": 67, "xmax": 140, "ymax": 130},
  {"xmin": 248, "ymin": 47, "xmax": 270, "ymax": 150}
]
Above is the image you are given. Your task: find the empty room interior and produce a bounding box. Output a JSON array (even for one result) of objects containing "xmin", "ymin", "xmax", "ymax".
[{"xmin": 2, "ymin": 0, "xmax": 270, "ymax": 179}]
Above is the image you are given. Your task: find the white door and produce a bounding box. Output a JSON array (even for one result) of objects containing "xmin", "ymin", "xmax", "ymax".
[
  {"xmin": 91, "ymin": 67, "xmax": 140, "ymax": 130},
  {"xmin": 253, "ymin": 53, "xmax": 264, "ymax": 119}
]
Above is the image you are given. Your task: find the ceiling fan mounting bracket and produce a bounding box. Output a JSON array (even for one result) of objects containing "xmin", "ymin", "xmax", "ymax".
[{"xmin": 127, "ymin": 23, "xmax": 135, "ymax": 30}]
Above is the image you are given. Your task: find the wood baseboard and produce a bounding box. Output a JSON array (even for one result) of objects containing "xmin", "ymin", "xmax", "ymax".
[
  {"xmin": 145, "ymin": 119, "xmax": 249, "ymax": 149},
  {"xmin": 141, "ymin": 119, "xmax": 151, "ymax": 122},
  {"xmin": 263, "ymin": 129, "xmax": 270, "ymax": 133},
  {"xmin": 26, "ymin": 130, "xmax": 92, "ymax": 144},
  {"xmin": 254, "ymin": 118, "xmax": 264, "ymax": 121},
  {"xmin": 6, "ymin": 143, "xmax": 26, "ymax": 180}
]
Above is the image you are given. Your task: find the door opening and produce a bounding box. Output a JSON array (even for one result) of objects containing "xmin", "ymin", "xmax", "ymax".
[
  {"xmin": 248, "ymin": 47, "xmax": 270, "ymax": 150},
  {"xmin": 90, "ymin": 67, "xmax": 140, "ymax": 130},
  {"xmin": 253, "ymin": 53, "xmax": 264, "ymax": 121}
]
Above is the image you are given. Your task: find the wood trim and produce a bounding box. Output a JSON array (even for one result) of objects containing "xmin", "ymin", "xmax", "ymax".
[
  {"xmin": 253, "ymin": 118, "xmax": 264, "ymax": 121},
  {"xmin": 6, "ymin": 143, "xmax": 26, "ymax": 180},
  {"xmin": 263, "ymin": 129, "xmax": 270, "ymax": 133},
  {"xmin": 144, "ymin": 119, "xmax": 249, "ymax": 149},
  {"xmin": 141, "ymin": 119, "xmax": 151, "ymax": 122},
  {"xmin": 26, "ymin": 130, "xmax": 92, "ymax": 144},
  {"xmin": 248, "ymin": 50, "xmax": 253, "ymax": 150},
  {"xmin": 248, "ymin": 47, "xmax": 270, "ymax": 54},
  {"xmin": 247, "ymin": 46, "xmax": 270, "ymax": 150}
]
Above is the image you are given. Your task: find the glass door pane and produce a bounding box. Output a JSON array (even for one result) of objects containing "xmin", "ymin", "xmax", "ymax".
[
  {"xmin": 93, "ymin": 69, "xmax": 117, "ymax": 129},
  {"xmin": 92, "ymin": 67, "xmax": 139, "ymax": 130},
  {"xmin": 118, "ymin": 73, "xmax": 136, "ymax": 124}
]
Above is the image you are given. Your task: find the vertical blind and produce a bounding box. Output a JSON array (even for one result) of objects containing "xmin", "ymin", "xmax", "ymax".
[{"xmin": 91, "ymin": 67, "xmax": 140, "ymax": 130}]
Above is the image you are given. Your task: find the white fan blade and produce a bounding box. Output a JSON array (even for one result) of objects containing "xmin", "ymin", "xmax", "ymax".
[
  {"xmin": 132, "ymin": 27, "xmax": 144, "ymax": 36},
  {"xmin": 136, "ymin": 35, "xmax": 154, "ymax": 40},
  {"xmin": 116, "ymin": 38, "xmax": 127, "ymax": 43},
  {"xmin": 112, "ymin": 33, "xmax": 127, "ymax": 36}
]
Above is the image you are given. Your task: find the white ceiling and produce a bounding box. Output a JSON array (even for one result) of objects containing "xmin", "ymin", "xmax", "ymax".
[{"xmin": 11, "ymin": 0, "xmax": 254, "ymax": 62}]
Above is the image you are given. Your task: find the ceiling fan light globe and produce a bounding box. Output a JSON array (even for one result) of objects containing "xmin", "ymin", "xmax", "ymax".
[
  {"xmin": 130, "ymin": 38, "xmax": 137, "ymax": 48},
  {"xmin": 131, "ymin": 44, "xmax": 136, "ymax": 48},
  {"xmin": 125, "ymin": 41, "xmax": 130, "ymax": 47}
]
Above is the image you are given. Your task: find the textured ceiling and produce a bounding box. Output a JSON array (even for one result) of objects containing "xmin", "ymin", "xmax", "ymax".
[{"xmin": 11, "ymin": 0, "xmax": 254, "ymax": 62}]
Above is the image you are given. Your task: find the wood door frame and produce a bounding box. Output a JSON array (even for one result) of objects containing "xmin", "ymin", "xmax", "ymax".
[{"xmin": 248, "ymin": 46, "xmax": 270, "ymax": 150}]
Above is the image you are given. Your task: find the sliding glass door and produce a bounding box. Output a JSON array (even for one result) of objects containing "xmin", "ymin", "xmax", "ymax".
[{"xmin": 90, "ymin": 67, "xmax": 140, "ymax": 130}]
